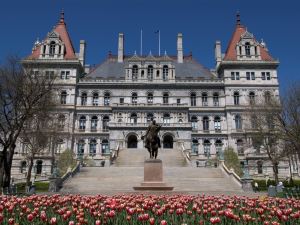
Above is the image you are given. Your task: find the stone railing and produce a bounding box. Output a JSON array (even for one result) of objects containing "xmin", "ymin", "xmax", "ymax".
[
  {"xmin": 79, "ymin": 78, "xmax": 223, "ymax": 84},
  {"xmin": 110, "ymin": 143, "xmax": 121, "ymax": 164},
  {"xmin": 49, "ymin": 162, "xmax": 81, "ymax": 192},
  {"xmin": 179, "ymin": 142, "xmax": 192, "ymax": 165},
  {"xmin": 221, "ymin": 162, "xmax": 242, "ymax": 187},
  {"xmin": 109, "ymin": 122, "xmax": 191, "ymax": 128}
]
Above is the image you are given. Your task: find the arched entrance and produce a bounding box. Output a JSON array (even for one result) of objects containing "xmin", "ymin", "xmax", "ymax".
[
  {"xmin": 127, "ymin": 134, "xmax": 138, "ymax": 148},
  {"xmin": 163, "ymin": 134, "xmax": 173, "ymax": 149}
]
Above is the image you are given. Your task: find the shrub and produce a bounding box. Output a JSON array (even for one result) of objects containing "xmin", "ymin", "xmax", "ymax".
[
  {"xmin": 57, "ymin": 149, "xmax": 77, "ymax": 176},
  {"xmin": 224, "ymin": 147, "xmax": 243, "ymax": 177},
  {"xmin": 252, "ymin": 179, "xmax": 300, "ymax": 191}
]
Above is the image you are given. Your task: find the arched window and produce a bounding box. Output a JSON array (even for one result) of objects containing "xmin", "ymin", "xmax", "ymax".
[
  {"xmin": 202, "ymin": 92, "xmax": 208, "ymax": 106},
  {"xmin": 203, "ymin": 140, "xmax": 211, "ymax": 157},
  {"xmin": 163, "ymin": 113, "xmax": 170, "ymax": 124},
  {"xmin": 213, "ymin": 93, "xmax": 219, "ymax": 106},
  {"xmin": 81, "ymin": 92, "xmax": 87, "ymax": 106},
  {"xmin": 58, "ymin": 114, "xmax": 65, "ymax": 129},
  {"xmin": 235, "ymin": 114, "xmax": 242, "ymax": 130},
  {"xmin": 233, "ymin": 92, "xmax": 240, "ymax": 105},
  {"xmin": 215, "ymin": 140, "xmax": 223, "ymax": 155},
  {"xmin": 190, "ymin": 93, "xmax": 196, "ymax": 106},
  {"xmin": 92, "ymin": 93, "xmax": 99, "ymax": 106},
  {"xmin": 163, "ymin": 93, "xmax": 169, "ymax": 104},
  {"xmin": 130, "ymin": 113, "xmax": 137, "ymax": 124},
  {"xmin": 264, "ymin": 91, "xmax": 271, "ymax": 103},
  {"xmin": 192, "ymin": 139, "xmax": 199, "ymax": 154},
  {"xmin": 245, "ymin": 42, "xmax": 251, "ymax": 56},
  {"xmin": 214, "ymin": 116, "xmax": 221, "ymax": 131},
  {"xmin": 147, "ymin": 65, "xmax": 153, "ymax": 80},
  {"xmin": 249, "ymin": 92, "xmax": 255, "ymax": 104},
  {"xmin": 79, "ymin": 116, "xmax": 86, "ymax": 130},
  {"xmin": 131, "ymin": 93, "xmax": 138, "ymax": 105},
  {"xmin": 77, "ymin": 140, "xmax": 85, "ymax": 156},
  {"xmin": 89, "ymin": 139, "xmax": 97, "ymax": 156},
  {"xmin": 147, "ymin": 93, "xmax": 153, "ymax": 104},
  {"xmin": 101, "ymin": 139, "xmax": 109, "ymax": 154},
  {"xmin": 20, "ymin": 161, "xmax": 27, "ymax": 173},
  {"xmin": 257, "ymin": 161, "xmax": 263, "ymax": 174},
  {"xmin": 55, "ymin": 138, "xmax": 64, "ymax": 154},
  {"xmin": 36, "ymin": 160, "xmax": 43, "ymax": 175},
  {"xmin": 163, "ymin": 65, "xmax": 169, "ymax": 80},
  {"xmin": 49, "ymin": 41, "xmax": 56, "ymax": 56},
  {"xmin": 102, "ymin": 116, "xmax": 109, "ymax": 131},
  {"xmin": 147, "ymin": 113, "xmax": 154, "ymax": 123},
  {"xmin": 132, "ymin": 65, "xmax": 138, "ymax": 80},
  {"xmin": 104, "ymin": 92, "xmax": 110, "ymax": 106},
  {"xmin": 203, "ymin": 116, "xmax": 209, "ymax": 131},
  {"xmin": 237, "ymin": 139, "xmax": 244, "ymax": 155},
  {"xmin": 91, "ymin": 116, "xmax": 98, "ymax": 131},
  {"xmin": 191, "ymin": 116, "xmax": 198, "ymax": 130},
  {"xmin": 60, "ymin": 91, "xmax": 67, "ymax": 104},
  {"xmin": 60, "ymin": 91, "xmax": 67, "ymax": 105}
]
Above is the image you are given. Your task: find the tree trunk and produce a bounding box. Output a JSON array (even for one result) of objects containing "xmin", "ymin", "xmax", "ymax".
[
  {"xmin": 273, "ymin": 162, "xmax": 279, "ymax": 184},
  {"xmin": 0, "ymin": 148, "xmax": 6, "ymax": 188},
  {"xmin": 26, "ymin": 157, "xmax": 34, "ymax": 188},
  {"xmin": 3, "ymin": 143, "xmax": 16, "ymax": 188}
]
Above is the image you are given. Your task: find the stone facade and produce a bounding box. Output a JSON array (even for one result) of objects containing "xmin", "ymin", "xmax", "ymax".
[{"xmin": 12, "ymin": 12, "xmax": 297, "ymax": 181}]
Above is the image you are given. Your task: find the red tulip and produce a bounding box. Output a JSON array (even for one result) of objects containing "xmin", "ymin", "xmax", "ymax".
[
  {"xmin": 27, "ymin": 213, "xmax": 34, "ymax": 222},
  {"xmin": 8, "ymin": 218, "xmax": 14, "ymax": 225},
  {"xmin": 160, "ymin": 220, "xmax": 167, "ymax": 225},
  {"xmin": 149, "ymin": 217, "xmax": 155, "ymax": 225},
  {"xmin": 95, "ymin": 220, "xmax": 101, "ymax": 225},
  {"xmin": 50, "ymin": 217, "xmax": 57, "ymax": 224}
]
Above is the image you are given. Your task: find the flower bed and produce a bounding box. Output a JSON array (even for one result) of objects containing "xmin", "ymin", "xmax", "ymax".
[{"xmin": 1, "ymin": 194, "xmax": 300, "ymax": 224}]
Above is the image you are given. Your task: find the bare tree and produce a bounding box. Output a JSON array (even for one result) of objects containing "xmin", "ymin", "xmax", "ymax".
[
  {"xmin": 246, "ymin": 96, "xmax": 287, "ymax": 184},
  {"xmin": 279, "ymin": 83, "xmax": 300, "ymax": 161},
  {"xmin": 0, "ymin": 57, "xmax": 54, "ymax": 189},
  {"xmin": 20, "ymin": 95, "xmax": 55, "ymax": 188}
]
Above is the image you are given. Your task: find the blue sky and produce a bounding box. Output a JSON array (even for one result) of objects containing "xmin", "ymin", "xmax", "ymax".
[{"xmin": 0, "ymin": 0, "xmax": 299, "ymax": 94}]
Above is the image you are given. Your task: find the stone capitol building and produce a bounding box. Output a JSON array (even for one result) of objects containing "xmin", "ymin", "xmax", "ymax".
[{"xmin": 13, "ymin": 12, "xmax": 292, "ymax": 180}]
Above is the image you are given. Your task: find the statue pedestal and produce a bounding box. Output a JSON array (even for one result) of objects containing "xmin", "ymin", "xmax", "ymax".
[{"xmin": 133, "ymin": 159, "xmax": 173, "ymax": 191}]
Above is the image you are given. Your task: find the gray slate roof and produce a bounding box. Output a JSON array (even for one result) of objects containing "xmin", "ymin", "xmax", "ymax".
[{"xmin": 86, "ymin": 55, "xmax": 214, "ymax": 80}]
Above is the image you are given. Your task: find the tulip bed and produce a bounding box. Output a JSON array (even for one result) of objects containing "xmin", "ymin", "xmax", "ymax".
[{"xmin": 1, "ymin": 194, "xmax": 300, "ymax": 225}]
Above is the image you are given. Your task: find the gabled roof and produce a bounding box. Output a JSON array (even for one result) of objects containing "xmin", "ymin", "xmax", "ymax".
[
  {"xmin": 223, "ymin": 14, "xmax": 274, "ymax": 61},
  {"xmin": 27, "ymin": 11, "xmax": 76, "ymax": 60}
]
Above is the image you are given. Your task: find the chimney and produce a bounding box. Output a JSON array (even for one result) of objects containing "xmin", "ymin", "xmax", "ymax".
[
  {"xmin": 177, "ymin": 33, "xmax": 183, "ymax": 63},
  {"xmin": 79, "ymin": 40, "xmax": 86, "ymax": 66},
  {"xmin": 118, "ymin": 33, "xmax": 124, "ymax": 63},
  {"xmin": 215, "ymin": 40, "xmax": 222, "ymax": 67}
]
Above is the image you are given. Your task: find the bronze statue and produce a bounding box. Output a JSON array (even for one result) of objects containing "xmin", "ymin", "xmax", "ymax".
[{"xmin": 141, "ymin": 120, "xmax": 161, "ymax": 159}]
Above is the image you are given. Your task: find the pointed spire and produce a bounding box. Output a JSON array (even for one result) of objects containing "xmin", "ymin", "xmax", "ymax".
[
  {"xmin": 164, "ymin": 50, "xmax": 167, "ymax": 56},
  {"xmin": 236, "ymin": 11, "xmax": 241, "ymax": 26},
  {"xmin": 59, "ymin": 9, "xmax": 65, "ymax": 25}
]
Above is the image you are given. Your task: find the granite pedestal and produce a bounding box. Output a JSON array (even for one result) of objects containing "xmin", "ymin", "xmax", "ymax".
[{"xmin": 133, "ymin": 159, "xmax": 174, "ymax": 191}]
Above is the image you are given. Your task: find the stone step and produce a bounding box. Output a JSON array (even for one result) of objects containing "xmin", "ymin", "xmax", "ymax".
[
  {"xmin": 114, "ymin": 148, "xmax": 188, "ymax": 167},
  {"xmin": 60, "ymin": 166, "xmax": 243, "ymax": 195}
]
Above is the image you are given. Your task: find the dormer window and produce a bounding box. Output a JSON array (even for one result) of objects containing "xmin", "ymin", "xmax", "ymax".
[
  {"xmin": 163, "ymin": 65, "xmax": 169, "ymax": 80},
  {"xmin": 49, "ymin": 41, "xmax": 56, "ymax": 57},
  {"xmin": 132, "ymin": 65, "xmax": 138, "ymax": 80},
  {"xmin": 245, "ymin": 42, "xmax": 251, "ymax": 57},
  {"xmin": 147, "ymin": 65, "xmax": 153, "ymax": 80}
]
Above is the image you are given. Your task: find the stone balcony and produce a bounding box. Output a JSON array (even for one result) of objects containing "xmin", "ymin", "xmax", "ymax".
[{"xmin": 109, "ymin": 122, "xmax": 191, "ymax": 129}]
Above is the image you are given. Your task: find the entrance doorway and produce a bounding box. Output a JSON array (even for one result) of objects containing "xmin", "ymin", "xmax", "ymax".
[
  {"xmin": 163, "ymin": 134, "xmax": 173, "ymax": 149},
  {"xmin": 127, "ymin": 134, "xmax": 138, "ymax": 148}
]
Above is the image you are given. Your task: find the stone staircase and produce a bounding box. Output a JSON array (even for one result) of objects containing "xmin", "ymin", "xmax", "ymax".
[
  {"xmin": 113, "ymin": 148, "xmax": 188, "ymax": 167},
  {"xmin": 60, "ymin": 166, "xmax": 243, "ymax": 195},
  {"xmin": 60, "ymin": 148, "xmax": 244, "ymax": 195}
]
